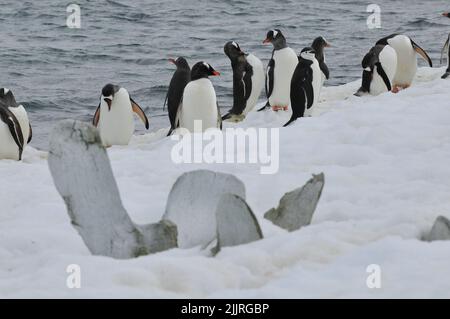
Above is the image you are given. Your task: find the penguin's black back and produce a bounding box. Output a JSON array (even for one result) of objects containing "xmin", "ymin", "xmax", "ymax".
[{"xmin": 167, "ymin": 65, "xmax": 191, "ymax": 131}]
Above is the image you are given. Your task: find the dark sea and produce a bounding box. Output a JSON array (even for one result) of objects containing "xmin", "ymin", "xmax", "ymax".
[{"xmin": 1, "ymin": 0, "xmax": 449, "ymax": 149}]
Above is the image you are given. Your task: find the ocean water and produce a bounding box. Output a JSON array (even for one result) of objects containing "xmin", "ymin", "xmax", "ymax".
[{"xmin": 0, "ymin": 0, "xmax": 448, "ymax": 149}]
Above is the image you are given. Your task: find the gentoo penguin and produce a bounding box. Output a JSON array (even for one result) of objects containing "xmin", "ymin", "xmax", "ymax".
[
  {"xmin": 354, "ymin": 44, "xmax": 398, "ymax": 96},
  {"xmin": 284, "ymin": 48, "xmax": 321, "ymax": 127},
  {"xmin": 440, "ymin": 33, "xmax": 450, "ymax": 79},
  {"xmin": 164, "ymin": 57, "xmax": 190, "ymax": 136},
  {"xmin": 376, "ymin": 34, "xmax": 432, "ymax": 92},
  {"xmin": 0, "ymin": 88, "xmax": 32, "ymax": 160},
  {"xmin": 222, "ymin": 41, "xmax": 264, "ymax": 122},
  {"xmin": 311, "ymin": 36, "xmax": 331, "ymax": 83},
  {"xmin": 93, "ymin": 84, "xmax": 149, "ymax": 147},
  {"xmin": 176, "ymin": 62, "xmax": 222, "ymax": 133},
  {"xmin": 263, "ymin": 29, "xmax": 298, "ymax": 111}
]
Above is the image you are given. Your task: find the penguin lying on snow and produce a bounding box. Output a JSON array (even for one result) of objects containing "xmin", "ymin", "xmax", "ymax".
[
  {"xmin": 222, "ymin": 41, "xmax": 264, "ymax": 122},
  {"xmin": 176, "ymin": 62, "xmax": 222, "ymax": 133},
  {"xmin": 311, "ymin": 36, "xmax": 331, "ymax": 84},
  {"xmin": 284, "ymin": 48, "xmax": 321, "ymax": 127},
  {"xmin": 93, "ymin": 84, "xmax": 149, "ymax": 147},
  {"xmin": 0, "ymin": 88, "xmax": 32, "ymax": 160},
  {"xmin": 165, "ymin": 57, "xmax": 190, "ymax": 136},
  {"xmin": 355, "ymin": 44, "xmax": 397, "ymax": 97},
  {"xmin": 263, "ymin": 29, "xmax": 298, "ymax": 112},
  {"xmin": 440, "ymin": 33, "xmax": 450, "ymax": 79},
  {"xmin": 376, "ymin": 34, "xmax": 432, "ymax": 93}
]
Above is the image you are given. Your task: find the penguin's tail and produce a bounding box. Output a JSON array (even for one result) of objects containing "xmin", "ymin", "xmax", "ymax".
[
  {"xmin": 283, "ymin": 117, "xmax": 297, "ymax": 127},
  {"xmin": 221, "ymin": 112, "xmax": 233, "ymax": 121},
  {"xmin": 257, "ymin": 101, "xmax": 270, "ymax": 112},
  {"xmin": 167, "ymin": 127, "xmax": 174, "ymax": 136},
  {"xmin": 442, "ymin": 72, "xmax": 450, "ymax": 79}
]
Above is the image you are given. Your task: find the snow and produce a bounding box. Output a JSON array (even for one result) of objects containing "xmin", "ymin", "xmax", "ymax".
[{"xmin": 1, "ymin": 67, "xmax": 450, "ymax": 298}]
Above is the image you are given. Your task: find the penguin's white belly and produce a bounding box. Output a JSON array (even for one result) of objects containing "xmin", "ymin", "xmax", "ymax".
[
  {"xmin": 388, "ymin": 35, "xmax": 417, "ymax": 86},
  {"xmin": 370, "ymin": 45, "xmax": 398, "ymax": 96},
  {"xmin": 0, "ymin": 122, "xmax": 21, "ymax": 160},
  {"xmin": 180, "ymin": 78, "xmax": 218, "ymax": 133},
  {"xmin": 98, "ymin": 99, "xmax": 134, "ymax": 146},
  {"xmin": 305, "ymin": 59, "xmax": 322, "ymax": 117},
  {"xmin": 0, "ymin": 106, "xmax": 31, "ymax": 160},
  {"xmin": 244, "ymin": 54, "xmax": 264, "ymax": 115},
  {"xmin": 269, "ymin": 47, "xmax": 298, "ymax": 107}
]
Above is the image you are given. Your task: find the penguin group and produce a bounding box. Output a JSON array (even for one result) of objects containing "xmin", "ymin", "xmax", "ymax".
[{"xmin": 1, "ymin": 11, "xmax": 450, "ymax": 160}]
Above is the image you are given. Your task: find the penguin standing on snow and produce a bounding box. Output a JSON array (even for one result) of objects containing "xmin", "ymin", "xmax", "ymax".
[
  {"xmin": 93, "ymin": 84, "xmax": 149, "ymax": 147},
  {"xmin": 165, "ymin": 57, "xmax": 191, "ymax": 136},
  {"xmin": 440, "ymin": 33, "xmax": 450, "ymax": 79},
  {"xmin": 263, "ymin": 29, "xmax": 298, "ymax": 111},
  {"xmin": 284, "ymin": 48, "xmax": 321, "ymax": 127},
  {"xmin": 354, "ymin": 44, "xmax": 398, "ymax": 96},
  {"xmin": 176, "ymin": 62, "xmax": 222, "ymax": 133},
  {"xmin": 376, "ymin": 34, "xmax": 432, "ymax": 92},
  {"xmin": 311, "ymin": 36, "xmax": 331, "ymax": 84},
  {"xmin": 0, "ymin": 88, "xmax": 32, "ymax": 160},
  {"xmin": 222, "ymin": 41, "xmax": 264, "ymax": 122}
]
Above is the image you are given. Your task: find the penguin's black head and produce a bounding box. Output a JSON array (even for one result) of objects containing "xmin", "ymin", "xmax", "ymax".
[
  {"xmin": 299, "ymin": 47, "xmax": 316, "ymax": 61},
  {"xmin": 191, "ymin": 62, "xmax": 220, "ymax": 81},
  {"xmin": 0, "ymin": 88, "xmax": 18, "ymax": 108},
  {"xmin": 169, "ymin": 57, "xmax": 190, "ymax": 69},
  {"xmin": 101, "ymin": 84, "xmax": 120, "ymax": 110},
  {"xmin": 312, "ymin": 36, "xmax": 330, "ymax": 51},
  {"xmin": 224, "ymin": 41, "xmax": 245, "ymax": 60},
  {"xmin": 263, "ymin": 29, "xmax": 286, "ymax": 49}
]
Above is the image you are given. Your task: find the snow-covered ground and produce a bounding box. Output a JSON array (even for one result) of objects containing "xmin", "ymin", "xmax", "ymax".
[{"xmin": 1, "ymin": 67, "xmax": 450, "ymax": 298}]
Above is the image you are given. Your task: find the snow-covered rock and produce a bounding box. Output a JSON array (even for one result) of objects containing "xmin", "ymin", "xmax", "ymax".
[
  {"xmin": 428, "ymin": 216, "xmax": 450, "ymax": 241},
  {"xmin": 212, "ymin": 194, "xmax": 263, "ymax": 255},
  {"xmin": 48, "ymin": 120, "xmax": 177, "ymax": 259},
  {"xmin": 264, "ymin": 173, "xmax": 324, "ymax": 231},
  {"xmin": 162, "ymin": 170, "xmax": 246, "ymax": 249}
]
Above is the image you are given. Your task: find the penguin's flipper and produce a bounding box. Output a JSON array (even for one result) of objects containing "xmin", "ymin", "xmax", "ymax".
[
  {"xmin": 319, "ymin": 61, "xmax": 330, "ymax": 80},
  {"xmin": 93, "ymin": 104, "xmax": 100, "ymax": 127},
  {"xmin": 163, "ymin": 92, "xmax": 168, "ymax": 111},
  {"xmin": 243, "ymin": 63, "xmax": 253, "ymax": 101},
  {"xmin": 305, "ymin": 70, "xmax": 315, "ymax": 108},
  {"xmin": 440, "ymin": 35, "xmax": 450, "ymax": 65},
  {"xmin": 27, "ymin": 123, "xmax": 32, "ymax": 144},
  {"xmin": 0, "ymin": 106, "xmax": 24, "ymax": 159},
  {"xmin": 130, "ymin": 98, "xmax": 150, "ymax": 129},
  {"xmin": 355, "ymin": 69, "xmax": 373, "ymax": 96},
  {"xmin": 217, "ymin": 102, "xmax": 222, "ymax": 130},
  {"xmin": 265, "ymin": 58, "xmax": 275, "ymax": 99},
  {"xmin": 257, "ymin": 100, "xmax": 270, "ymax": 112},
  {"xmin": 375, "ymin": 62, "xmax": 392, "ymax": 92},
  {"xmin": 411, "ymin": 40, "xmax": 433, "ymax": 67}
]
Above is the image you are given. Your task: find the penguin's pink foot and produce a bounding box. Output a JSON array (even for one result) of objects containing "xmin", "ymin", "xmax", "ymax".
[
  {"xmin": 282, "ymin": 106, "xmax": 289, "ymax": 111},
  {"xmin": 392, "ymin": 86, "xmax": 400, "ymax": 94},
  {"xmin": 272, "ymin": 105, "xmax": 282, "ymax": 111}
]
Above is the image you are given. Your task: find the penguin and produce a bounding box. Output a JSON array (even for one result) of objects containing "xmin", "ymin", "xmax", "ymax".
[
  {"xmin": 222, "ymin": 41, "xmax": 265, "ymax": 122},
  {"xmin": 0, "ymin": 88, "xmax": 32, "ymax": 161},
  {"xmin": 376, "ymin": 34, "xmax": 432, "ymax": 92},
  {"xmin": 263, "ymin": 29, "xmax": 298, "ymax": 111},
  {"xmin": 176, "ymin": 62, "xmax": 222, "ymax": 133},
  {"xmin": 93, "ymin": 84, "xmax": 149, "ymax": 147},
  {"xmin": 354, "ymin": 44, "xmax": 398, "ymax": 96},
  {"xmin": 311, "ymin": 36, "xmax": 331, "ymax": 84},
  {"xmin": 164, "ymin": 57, "xmax": 191, "ymax": 136},
  {"xmin": 440, "ymin": 33, "xmax": 450, "ymax": 79},
  {"xmin": 284, "ymin": 48, "xmax": 321, "ymax": 127}
]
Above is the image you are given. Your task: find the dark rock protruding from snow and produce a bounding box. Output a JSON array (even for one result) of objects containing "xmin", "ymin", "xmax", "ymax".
[
  {"xmin": 212, "ymin": 194, "xmax": 263, "ymax": 255},
  {"xmin": 48, "ymin": 120, "xmax": 177, "ymax": 259},
  {"xmin": 428, "ymin": 216, "xmax": 450, "ymax": 241},
  {"xmin": 163, "ymin": 170, "xmax": 246, "ymax": 249},
  {"xmin": 264, "ymin": 173, "xmax": 325, "ymax": 232}
]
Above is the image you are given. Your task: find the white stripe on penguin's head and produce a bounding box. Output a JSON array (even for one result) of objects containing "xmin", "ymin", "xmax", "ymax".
[{"xmin": 272, "ymin": 30, "xmax": 278, "ymax": 38}]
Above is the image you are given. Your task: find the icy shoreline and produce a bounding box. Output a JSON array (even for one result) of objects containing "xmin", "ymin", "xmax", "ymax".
[{"xmin": 1, "ymin": 67, "xmax": 450, "ymax": 298}]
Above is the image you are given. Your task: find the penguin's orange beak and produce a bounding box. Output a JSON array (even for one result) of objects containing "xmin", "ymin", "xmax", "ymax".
[
  {"xmin": 325, "ymin": 42, "xmax": 331, "ymax": 48},
  {"xmin": 263, "ymin": 38, "xmax": 271, "ymax": 44},
  {"xmin": 168, "ymin": 58, "xmax": 177, "ymax": 65},
  {"xmin": 443, "ymin": 12, "xmax": 450, "ymax": 17},
  {"xmin": 104, "ymin": 98, "xmax": 112, "ymax": 110},
  {"xmin": 211, "ymin": 71, "xmax": 220, "ymax": 76}
]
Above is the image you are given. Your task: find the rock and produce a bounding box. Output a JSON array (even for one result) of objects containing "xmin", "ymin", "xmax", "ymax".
[
  {"xmin": 212, "ymin": 194, "xmax": 263, "ymax": 255},
  {"xmin": 264, "ymin": 173, "xmax": 325, "ymax": 232},
  {"xmin": 163, "ymin": 170, "xmax": 246, "ymax": 249},
  {"xmin": 48, "ymin": 120, "xmax": 177, "ymax": 259},
  {"xmin": 428, "ymin": 216, "xmax": 450, "ymax": 241}
]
